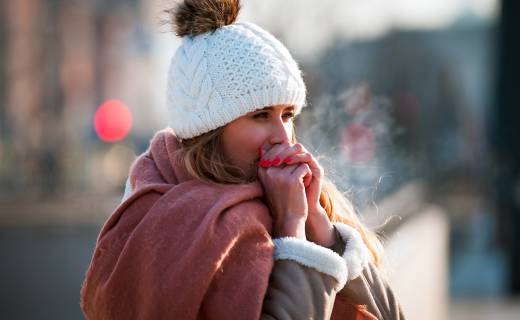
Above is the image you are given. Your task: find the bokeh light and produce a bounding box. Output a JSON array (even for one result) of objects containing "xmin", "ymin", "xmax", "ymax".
[
  {"xmin": 341, "ymin": 123, "xmax": 376, "ymax": 164},
  {"xmin": 94, "ymin": 99, "xmax": 133, "ymax": 142}
]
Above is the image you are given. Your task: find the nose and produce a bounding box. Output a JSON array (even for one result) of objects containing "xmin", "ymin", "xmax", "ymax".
[{"xmin": 268, "ymin": 117, "xmax": 292, "ymax": 145}]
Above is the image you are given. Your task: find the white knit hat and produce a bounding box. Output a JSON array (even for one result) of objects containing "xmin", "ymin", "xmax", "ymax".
[{"xmin": 166, "ymin": 1, "xmax": 307, "ymax": 139}]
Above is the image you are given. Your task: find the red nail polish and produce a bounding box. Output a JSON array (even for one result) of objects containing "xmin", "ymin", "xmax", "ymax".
[
  {"xmin": 284, "ymin": 157, "xmax": 292, "ymax": 164},
  {"xmin": 272, "ymin": 157, "xmax": 281, "ymax": 166},
  {"xmin": 259, "ymin": 160, "xmax": 270, "ymax": 168}
]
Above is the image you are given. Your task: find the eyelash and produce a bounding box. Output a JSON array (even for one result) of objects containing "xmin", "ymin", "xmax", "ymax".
[{"xmin": 253, "ymin": 112, "xmax": 295, "ymax": 120}]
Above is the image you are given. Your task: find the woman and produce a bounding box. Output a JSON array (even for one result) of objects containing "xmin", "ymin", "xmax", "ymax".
[{"xmin": 81, "ymin": 0, "xmax": 406, "ymax": 319}]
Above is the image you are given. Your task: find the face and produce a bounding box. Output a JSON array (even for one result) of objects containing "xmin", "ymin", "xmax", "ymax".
[{"xmin": 221, "ymin": 104, "xmax": 296, "ymax": 180}]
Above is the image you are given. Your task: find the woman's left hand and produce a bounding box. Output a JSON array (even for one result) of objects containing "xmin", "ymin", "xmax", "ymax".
[{"xmin": 259, "ymin": 143, "xmax": 336, "ymax": 247}]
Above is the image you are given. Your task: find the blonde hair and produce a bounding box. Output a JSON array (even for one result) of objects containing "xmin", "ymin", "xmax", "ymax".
[{"xmin": 178, "ymin": 126, "xmax": 383, "ymax": 267}]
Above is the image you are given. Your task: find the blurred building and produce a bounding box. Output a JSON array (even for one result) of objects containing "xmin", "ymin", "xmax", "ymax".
[
  {"xmin": 0, "ymin": 0, "xmax": 171, "ymax": 200},
  {"xmin": 2, "ymin": 0, "xmax": 520, "ymax": 319}
]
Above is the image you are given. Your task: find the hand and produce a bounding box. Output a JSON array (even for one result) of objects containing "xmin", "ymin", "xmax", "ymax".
[
  {"xmin": 259, "ymin": 142, "xmax": 335, "ymax": 247},
  {"xmin": 257, "ymin": 143, "xmax": 311, "ymax": 239}
]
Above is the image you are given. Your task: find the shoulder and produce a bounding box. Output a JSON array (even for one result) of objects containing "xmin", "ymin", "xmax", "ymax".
[
  {"xmin": 119, "ymin": 177, "xmax": 271, "ymax": 233},
  {"xmin": 222, "ymin": 196, "xmax": 272, "ymax": 229}
]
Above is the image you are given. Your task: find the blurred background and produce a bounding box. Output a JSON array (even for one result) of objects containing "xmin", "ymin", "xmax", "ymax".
[{"xmin": 1, "ymin": 0, "xmax": 519, "ymax": 318}]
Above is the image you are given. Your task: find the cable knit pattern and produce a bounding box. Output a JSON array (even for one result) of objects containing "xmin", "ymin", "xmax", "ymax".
[{"xmin": 166, "ymin": 21, "xmax": 307, "ymax": 139}]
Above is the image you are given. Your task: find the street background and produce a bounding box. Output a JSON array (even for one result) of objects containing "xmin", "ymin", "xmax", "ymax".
[{"xmin": 1, "ymin": 0, "xmax": 519, "ymax": 318}]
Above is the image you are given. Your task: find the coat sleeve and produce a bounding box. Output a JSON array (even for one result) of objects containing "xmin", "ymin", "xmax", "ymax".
[
  {"xmin": 336, "ymin": 262, "xmax": 407, "ymax": 320},
  {"xmin": 261, "ymin": 259, "xmax": 339, "ymax": 320},
  {"xmin": 330, "ymin": 225, "xmax": 407, "ymax": 320},
  {"xmin": 260, "ymin": 233, "xmax": 348, "ymax": 320}
]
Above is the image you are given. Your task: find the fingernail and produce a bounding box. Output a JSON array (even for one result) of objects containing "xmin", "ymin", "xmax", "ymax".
[
  {"xmin": 272, "ymin": 157, "xmax": 281, "ymax": 166},
  {"xmin": 259, "ymin": 160, "xmax": 270, "ymax": 168},
  {"xmin": 284, "ymin": 157, "xmax": 292, "ymax": 164}
]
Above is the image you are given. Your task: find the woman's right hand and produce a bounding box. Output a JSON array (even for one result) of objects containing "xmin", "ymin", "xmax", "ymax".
[{"xmin": 257, "ymin": 142, "xmax": 312, "ymax": 240}]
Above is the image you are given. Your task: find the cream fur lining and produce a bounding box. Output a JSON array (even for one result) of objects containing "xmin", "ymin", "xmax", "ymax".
[
  {"xmin": 273, "ymin": 237, "xmax": 348, "ymax": 290},
  {"xmin": 121, "ymin": 177, "xmax": 133, "ymax": 203},
  {"xmin": 334, "ymin": 222, "xmax": 372, "ymax": 280},
  {"xmin": 272, "ymin": 223, "xmax": 371, "ymax": 291}
]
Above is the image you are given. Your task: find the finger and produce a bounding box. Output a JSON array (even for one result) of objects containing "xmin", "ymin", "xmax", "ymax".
[
  {"xmin": 284, "ymin": 152, "xmax": 322, "ymax": 183},
  {"xmin": 283, "ymin": 152, "xmax": 312, "ymax": 166},
  {"xmin": 262, "ymin": 143, "xmax": 304, "ymax": 167},
  {"xmin": 281, "ymin": 152, "xmax": 313, "ymax": 187},
  {"xmin": 258, "ymin": 141, "xmax": 274, "ymax": 167},
  {"xmin": 303, "ymin": 170, "xmax": 312, "ymax": 188},
  {"xmin": 273, "ymin": 143, "xmax": 306, "ymax": 166},
  {"xmin": 283, "ymin": 162, "xmax": 307, "ymax": 176},
  {"xmin": 260, "ymin": 142, "xmax": 292, "ymax": 167},
  {"xmin": 290, "ymin": 145, "xmax": 323, "ymax": 179},
  {"xmin": 291, "ymin": 163, "xmax": 312, "ymax": 186},
  {"xmin": 259, "ymin": 140, "xmax": 273, "ymax": 158}
]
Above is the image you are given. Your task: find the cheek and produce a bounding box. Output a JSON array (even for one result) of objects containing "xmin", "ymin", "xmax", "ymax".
[
  {"xmin": 223, "ymin": 125, "xmax": 267, "ymax": 164},
  {"xmin": 236, "ymin": 132, "xmax": 266, "ymax": 160}
]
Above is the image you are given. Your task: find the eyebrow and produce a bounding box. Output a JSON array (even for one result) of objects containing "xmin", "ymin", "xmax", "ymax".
[{"xmin": 259, "ymin": 106, "xmax": 295, "ymax": 111}]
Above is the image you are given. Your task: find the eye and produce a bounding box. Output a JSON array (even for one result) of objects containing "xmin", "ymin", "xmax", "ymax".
[
  {"xmin": 253, "ymin": 112, "xmax": 269, "ymax": 119},
  {"xmin": 283, "ymin": 112, "xmax": 295, "ymax": 120}
]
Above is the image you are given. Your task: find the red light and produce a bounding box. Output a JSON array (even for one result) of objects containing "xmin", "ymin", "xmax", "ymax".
[
  {"xmin": 94, "ymin": 99, "xmax": 132, "ymax": 142},
  {"xmin": 341, "ymin": 123, "xmax": 376, "ymax": 164}
]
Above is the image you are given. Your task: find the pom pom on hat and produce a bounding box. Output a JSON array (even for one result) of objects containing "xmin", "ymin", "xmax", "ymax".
[
  {"xmin": 170, "ymin": 0, "xmax": 241, "ymax": 37},
  {"xmin": 165, "ymin": 0, "xmax": 307, "ymax": 139}
]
